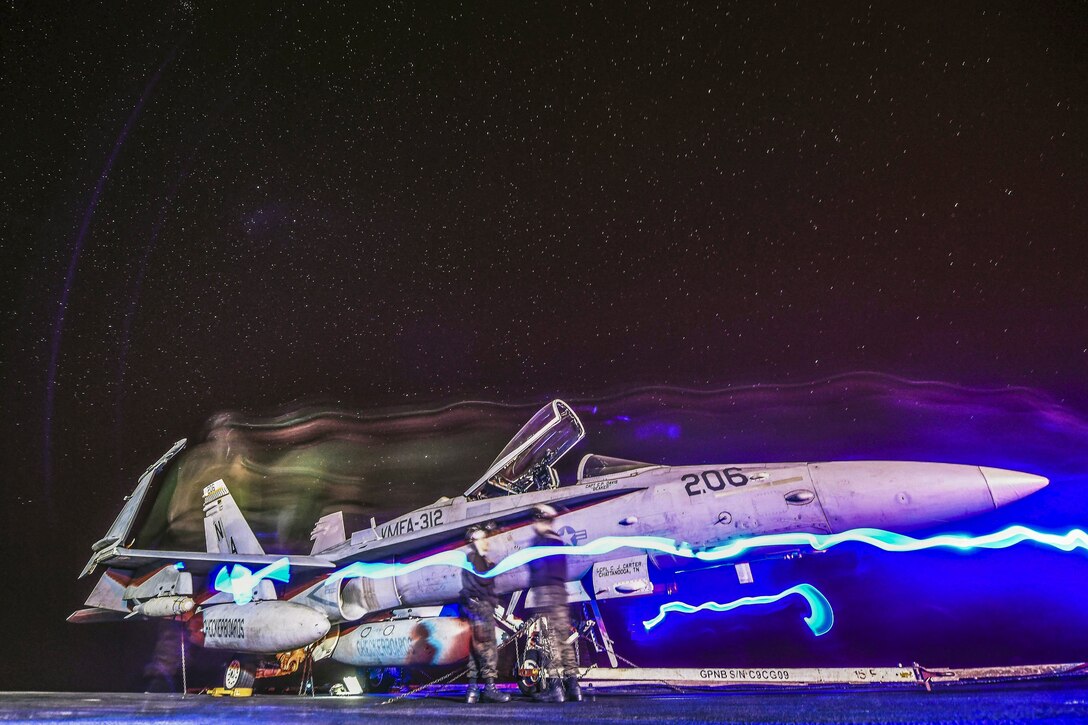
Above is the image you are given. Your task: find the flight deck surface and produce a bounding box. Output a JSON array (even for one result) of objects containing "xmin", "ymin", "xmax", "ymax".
[{"xmin": 3, "ymin": 682, "xmax": 1088, "ymax": 724}]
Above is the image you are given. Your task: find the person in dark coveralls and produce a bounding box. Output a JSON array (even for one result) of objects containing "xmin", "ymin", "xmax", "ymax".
[
  {"xmin": 461, "ymin": 525, "xmax": 511, "ymax": 704},
  {"xmin": 528, "ymin": 504, "xmax": 582, "ymax": 703}
]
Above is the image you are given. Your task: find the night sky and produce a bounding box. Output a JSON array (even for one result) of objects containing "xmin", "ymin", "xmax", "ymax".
[{"xmin": 3, "ymin": 2, "xmax": 1088, "ymax": 691}]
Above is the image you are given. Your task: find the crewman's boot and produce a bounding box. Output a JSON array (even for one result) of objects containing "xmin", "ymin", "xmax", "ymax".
[
  {"xmin": 563, "ymin": 675, "xmax": 582, "ymax": 702},
  {"xmin": 480, "ymin": 678, "xmax": 511, "ymax": 703},
  {"xmin": 465, "ymin": 679, "xmax": 480, "ymax": 704},
  {"xmin": 532, "ymin": 678, "xmax": 566, "ymax": 703}
]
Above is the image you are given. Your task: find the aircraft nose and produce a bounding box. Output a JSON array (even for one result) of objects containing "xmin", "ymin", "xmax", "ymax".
[{"xmin": 980, "ymin": 466, "xmax": 1049, "ymax": 508}]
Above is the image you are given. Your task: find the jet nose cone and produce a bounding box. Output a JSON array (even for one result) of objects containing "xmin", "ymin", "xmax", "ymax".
[{"xmin": 981, "ymin": 466, "xmax": 1049, "ymax": 508}]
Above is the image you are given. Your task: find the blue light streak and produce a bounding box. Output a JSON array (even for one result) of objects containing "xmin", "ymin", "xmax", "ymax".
[
  {"xmin": 690, "ymin": 526, "xmax": 1088, "ymax": 562},
  {"xmin": 642, "ymin": 583, "xmax": 834, "ymax": 635},
  {"xmin": 328, "ymin": 525, "xmax": 1088, "ymax": 582},
  {"xmin": 213, "ymin": 557, "xmax": 291, "ymax": 605},
  {"xmin": 207, "ymin": 526, "xmax": 1086, "ymax": 606},
  {"xmin": 488, "ymin": 525, "xmax": 1088, "ymax": 575}
]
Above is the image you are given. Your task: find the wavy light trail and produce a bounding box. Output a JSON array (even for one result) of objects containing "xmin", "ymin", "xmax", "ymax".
[
  {"xmin": 214, "ymin": 557, "xmax": 291, "ymax": 605},
  {"xmin": 210, "ymin": 526, "xmax": 1088, "ymax": 603},
  {"xmin": 642, "ymin": 583, "xmax": 834, "ymax": 635},
  {"xmin": 43, "ymin": 44, "xmax": 181, "ymax": 497},
  {"xmin": 329, "ymin": 525, "xmax": 1088, "ymax": 582}
]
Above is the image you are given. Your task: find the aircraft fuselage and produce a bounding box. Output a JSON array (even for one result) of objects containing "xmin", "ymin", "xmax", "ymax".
[{"xmin": 303, "ymin": 460, "xmax": 1046, "ymax": 622}]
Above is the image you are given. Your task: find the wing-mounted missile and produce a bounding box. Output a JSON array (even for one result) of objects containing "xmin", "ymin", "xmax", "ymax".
[
  {"xmin": 120, "ymin": 562, "xmax": 196, "ymax": 617},
  {"xmin": 68, "ymin": 562, "xmax": 198, "ymax": 621},
  {"xmin": 130, "ymin": 596, "xmax": 195, "ymax": 618}
]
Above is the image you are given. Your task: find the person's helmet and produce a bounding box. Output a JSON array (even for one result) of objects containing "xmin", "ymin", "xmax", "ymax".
[{"xmin": 531, "ymin": 503, "xmax": 558, "ymax": 521}]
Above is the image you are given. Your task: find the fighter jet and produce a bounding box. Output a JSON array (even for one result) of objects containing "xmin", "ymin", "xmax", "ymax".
[{"xmin": 71, "ymin": 400, "xmax": 1048, "ymax": 689}]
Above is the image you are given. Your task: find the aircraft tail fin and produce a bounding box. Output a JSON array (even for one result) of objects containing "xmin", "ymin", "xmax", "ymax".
[
  {"xmin": 310, "ymin": 511, "xmax": 346, "ymax": 555},
  {"xmin": 202, "ymin": 479, "xmax": 264, "ymax": 555}
]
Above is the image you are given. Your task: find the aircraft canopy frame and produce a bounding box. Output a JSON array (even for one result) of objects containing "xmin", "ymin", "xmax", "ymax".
[
  {"xmin": 577, "ymin": 454, "xmax": 660, "ymax": 480},
  {"xmin": 464, "ymin": 400, "xmax": 585, "ymax": 498}
]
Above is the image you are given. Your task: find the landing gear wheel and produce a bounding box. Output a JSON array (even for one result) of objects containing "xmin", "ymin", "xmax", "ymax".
[
  {"xmin": 224, "ymin": 658, "xmax": 256, "ymax": 690},
  {"xmin": 516, "ymin": 648, "xmax": 546, "ymax": 696}
]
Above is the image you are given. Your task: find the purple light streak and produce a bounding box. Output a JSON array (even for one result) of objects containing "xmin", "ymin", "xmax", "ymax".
[{"xmin": 43, "ymin": 45, "xmax": 179, "ymax": 496}]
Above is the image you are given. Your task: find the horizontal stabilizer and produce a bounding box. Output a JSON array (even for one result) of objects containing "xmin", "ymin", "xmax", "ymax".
[{"xmin": 85, "ymin": 567, "xmax": 132, "ymax": 612}]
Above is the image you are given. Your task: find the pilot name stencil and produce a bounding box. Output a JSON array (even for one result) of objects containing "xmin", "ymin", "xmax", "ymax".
[{"xmin": 595, "ymin": 560, "xmax": 644, "ymax": 578}]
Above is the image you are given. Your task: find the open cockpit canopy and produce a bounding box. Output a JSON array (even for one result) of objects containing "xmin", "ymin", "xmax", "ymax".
[
  {"xmin": 577, "ymin": 454, "xmax": 659, "ymax": 480},
  {"xmin": 464, "ymin": 400, "xmax": 585, "ymax": 497}
]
